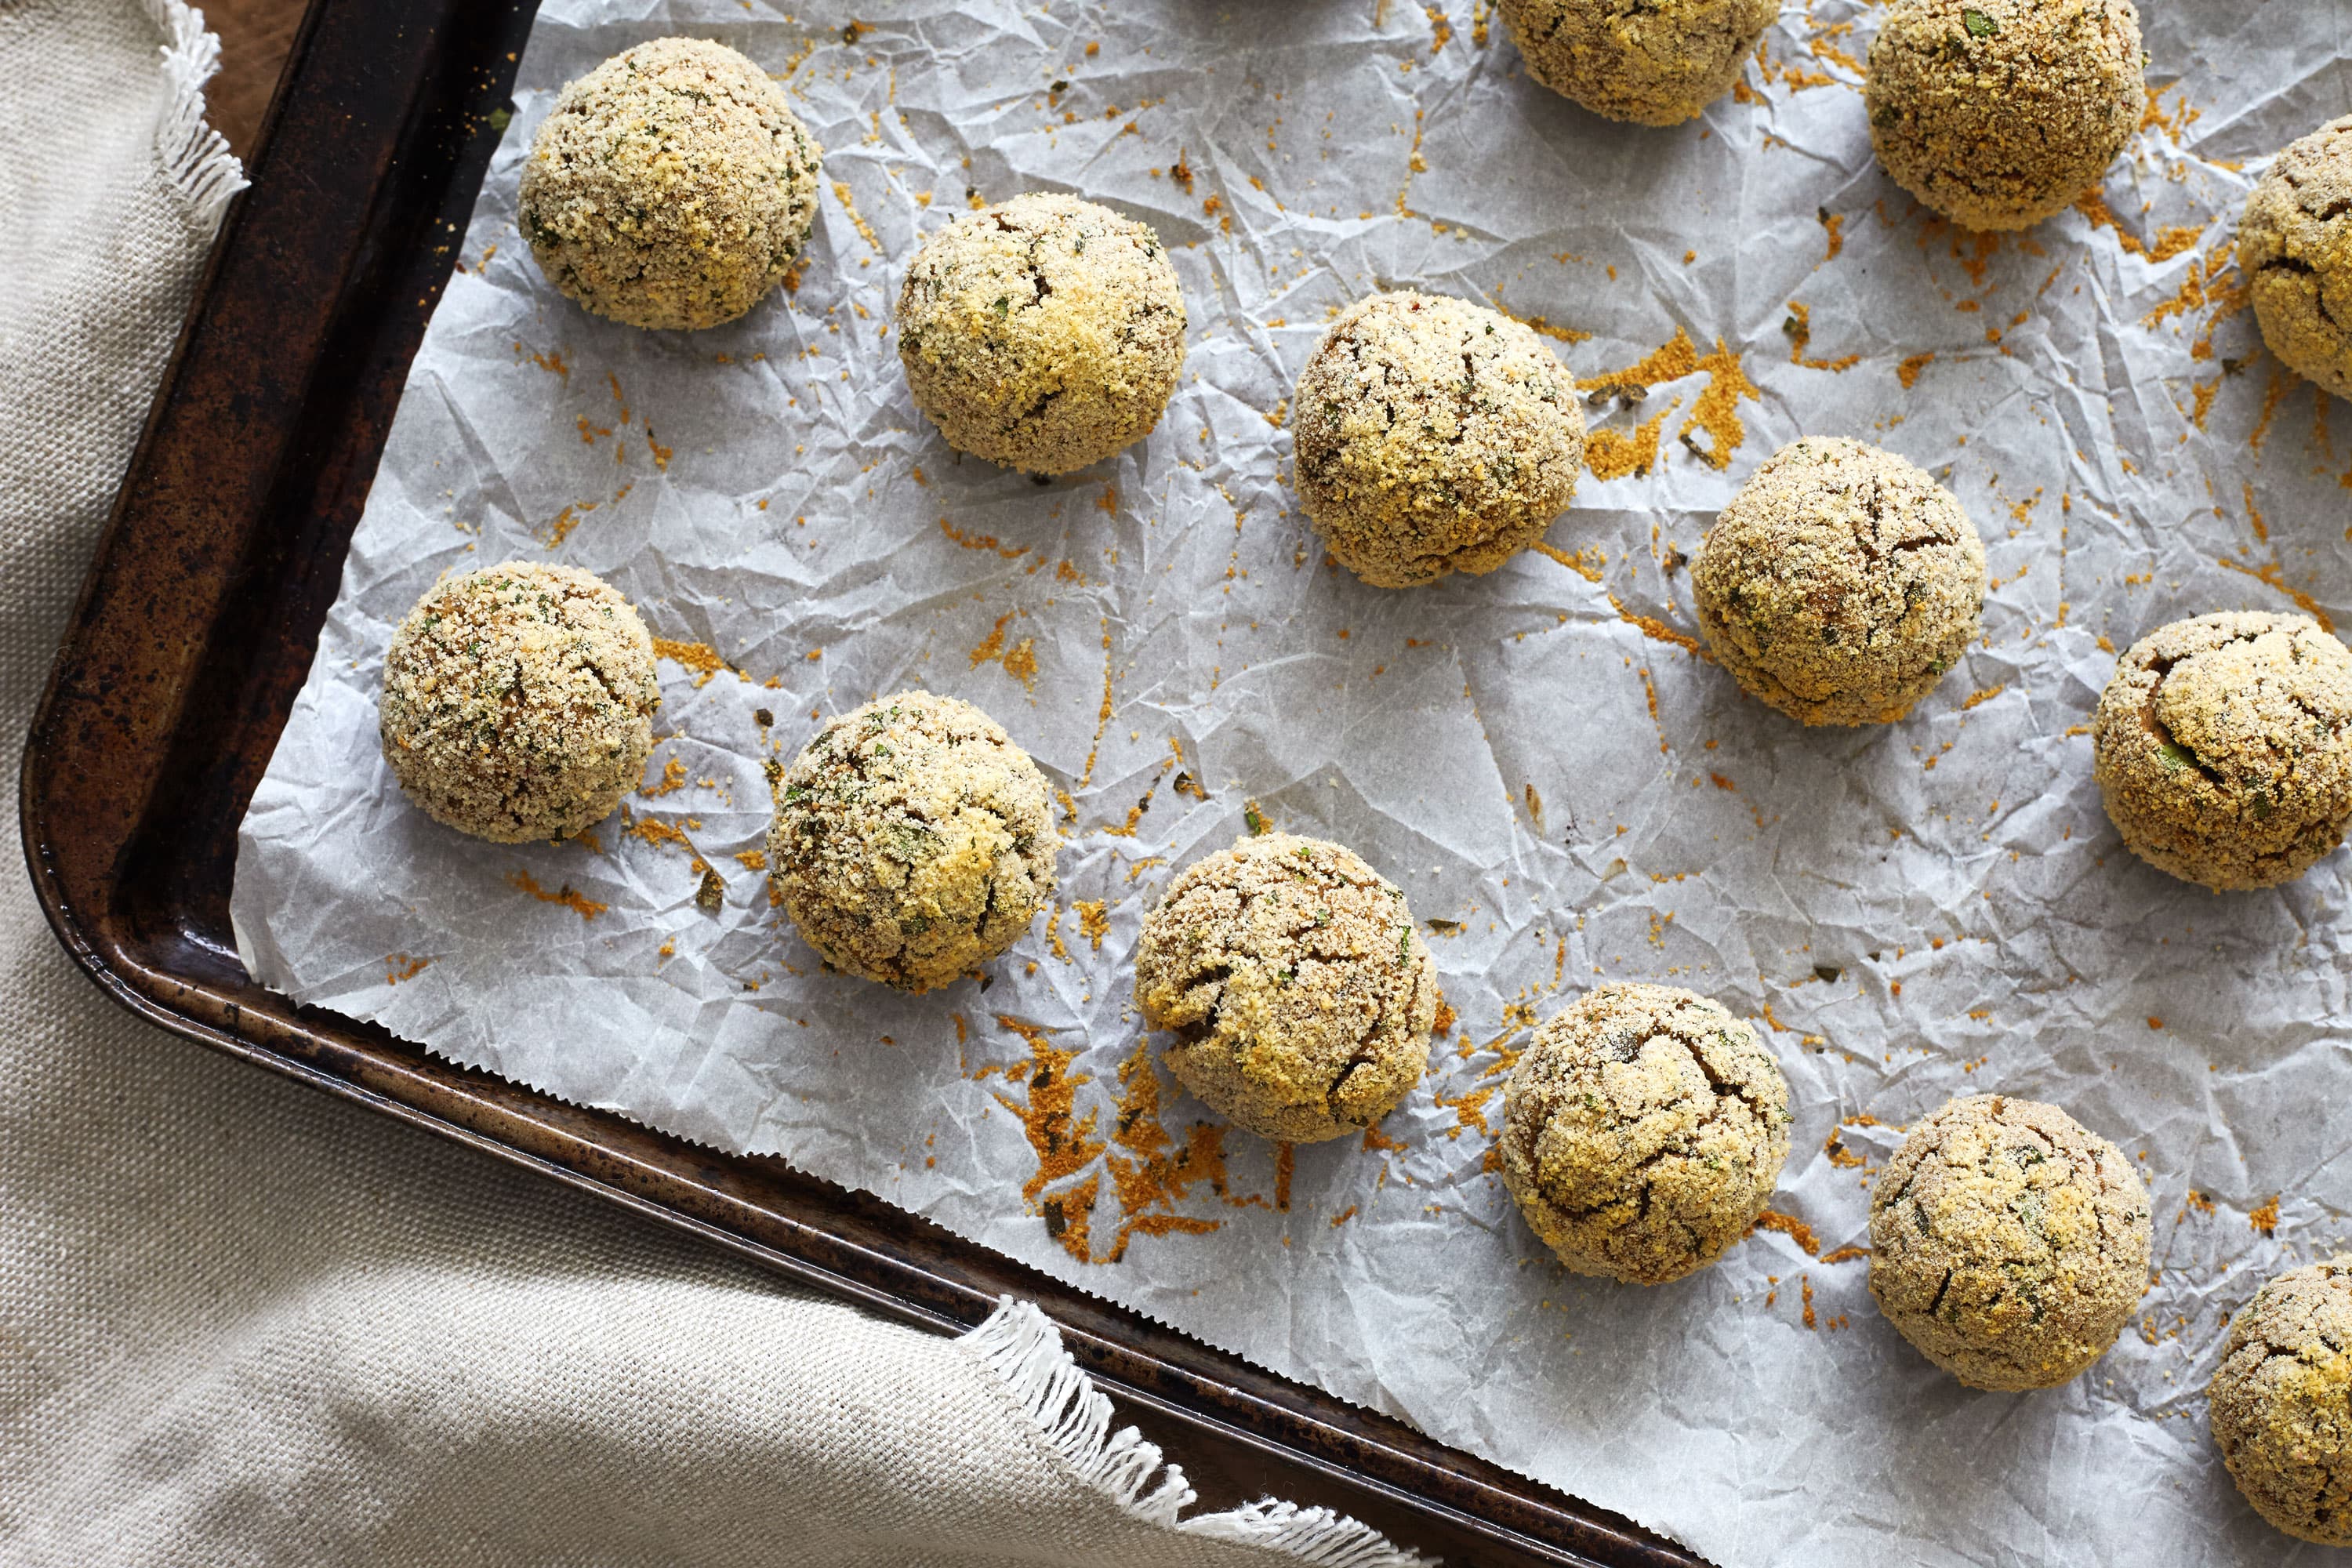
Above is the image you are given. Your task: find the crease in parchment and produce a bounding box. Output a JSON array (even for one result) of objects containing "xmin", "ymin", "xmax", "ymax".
[{"xmin": 232, "ymin": 5, "xmax": 2352, "ymax": 1566}]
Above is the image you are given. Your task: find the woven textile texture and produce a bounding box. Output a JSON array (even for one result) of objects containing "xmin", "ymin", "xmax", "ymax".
[{"xmin": 0, "ymin": 4, "xmax": 1417, "ymax": 1563}]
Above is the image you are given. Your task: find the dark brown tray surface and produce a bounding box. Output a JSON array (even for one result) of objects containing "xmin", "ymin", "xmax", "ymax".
[{"xmin": 18, "ymin": 4, "xmax": 1706, "ymax": 1563}]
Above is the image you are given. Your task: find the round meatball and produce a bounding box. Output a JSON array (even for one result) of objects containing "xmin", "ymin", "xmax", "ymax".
[
  {"xmin": 1294, "ymin": 291, "xmax": 1586, "ymax": 590},
  {"xmin": 1691, "ymin": 437, "xmax": 1985, "ymax": 725},
  {"xmin": 2209, "ymin": 1257, "xmax": 2352, "ymax": 1546},
  {"xmin": 1499, "ymin": 0, "xmax": 1779, "ymax": 126},
  {"xmin": 2241, "ymin": 117, "xmax": 2352, "ymax": 402},
  {"xmin": 379, "ymin": 561, "xmax": 659, "ymax": 843},
  {"xmin": 1134, "ymin": 833, "xmax": 1437, "ymax": 1144},
  {"xmin": 1867, "ymin": 1094, "xmax": 2151, "ymax": 1391},
  {"xmin": 896, "ymin": 192, "xmax": 1186, "ymax": 474},
  {"xmin": 1499, "ymin": 983, "xmax": 1790, "ymax": 1287},
  {"xmin": 2092, "ymin": 612, "xmax": 2352, "ymax": 891},
  {"xmin": 1865, "ymin": 0, "xmax": 2146, "ymax": 232},
  {"xmin": 767, "ymin": 692, "xmax": 1058, "ymax": 993},
  {"xmin": 518, "ymin": 38, "xmax": 822, "ymax": 330}
]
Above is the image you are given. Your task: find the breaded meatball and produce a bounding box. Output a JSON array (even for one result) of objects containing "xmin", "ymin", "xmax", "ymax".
[
  {"xmin": 1500, "ymin": 0, "xmax": 1779, "ymax": 126},
  {"xmin": 380, "ymin": 561, "xmax": 659, "ymax": 843},
  {"xmin": 1866, "ymin": 0, "xmax": 2145, "ymax": 232},
  {"xmin": 1134, "ymin": 833, "xmax": 1437, "ymax": 1143},
  {"xmin": 1867, "ymin": 1094, "xmax": 2151, "ymax": 1390},
  {"xmin": 2209, "ymin": 1257, "xmax": 2352, "ymax": 1546},
  {"xmin": 519, "ymin": 38, "xmax": 822, "ymax": 330},
  {"xmin": 1500, "ymin": 983, "xmax": 1791, "ymax": 1286},
  {"xmin": 2092, "ymin": 612, "xmax": 2352, "ymax": 891},
  {"xmin": 896, "ymin": 192, "xmax": 1186, "ymax": 474},
  {"xmin": 2241, "ymin": 116, "xmax": 2352, "ymax": 402},
  {"xmin": 1692, "ymin": 437, "xmax": 1985, "ymax": 726},
  {"xmin": 1294, "ymin": 291, "xmax": 1585, "ymax": 589},
  {"xmin": 768, "ymin": 691, "xmax": 1058, "ymax": 992}
]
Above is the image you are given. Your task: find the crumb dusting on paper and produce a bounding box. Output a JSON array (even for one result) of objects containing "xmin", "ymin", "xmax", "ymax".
[{"xmin": 231, "ymin": 10, "xmax": 2352, "ymax": 1567}]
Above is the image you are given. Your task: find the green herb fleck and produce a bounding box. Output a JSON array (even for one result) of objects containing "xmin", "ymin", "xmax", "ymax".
[{"xmin": 1962, "ymin": 8, "xmax": 1999, "ymax": 36}]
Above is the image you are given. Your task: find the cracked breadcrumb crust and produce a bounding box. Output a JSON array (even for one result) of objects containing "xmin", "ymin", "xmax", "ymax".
[
  {"xmin": 896, "ymin": 191, "xmax": 1186, "ymax": 474},
  {"xmin": 1500, "ymin": 982, "xmax": 1791, "ymax": 1286},
  {"xmin": 767, "ymin": 691, "xmax": 1058, "ymax": 993},
  {"xmin": 1692, "ymin": 437, "xmax": 1986, "ymax": 726},
  {"xmin": 2209, "ymin": 1258, "xmax": 2352, "ymax": 1546},
  {"xmin": 2241, "ymin": 116, "xmax": 2352, "ymax": 403},
  {"xmin": 1499, "ymin": 0, "xmax": 1778, "ymax": 126},
  {"xmin": 1867, "ymin": 1094, "xmax": 2150, "ymax": 1391},
  {"xmin": 1865, "ymin": 0, "xmax": 2145, "ymax": 232},
  {"xmin": 1134, "ymin": 833, "xmax": 1436, "ymax": 1144},
  {"xmin": 2092, "ymin": 612, "xmax": 2352, "ymax": 891},
  {"xmin": 379, "ymin": 561, "xmax": 659, "ymax": 844},
  {"xmin": 518, "ymin": 38, "xmax": 822, "ymax": 331},
  {"xmin": 1294, "ymin": 291, "xmax": 1586, "ymax": 590}
]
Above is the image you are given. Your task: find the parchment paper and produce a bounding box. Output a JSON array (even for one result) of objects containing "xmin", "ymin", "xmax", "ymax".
[{"xmin": 230, "ymin": 3, "xmax": 2352, "ymax": 1563}]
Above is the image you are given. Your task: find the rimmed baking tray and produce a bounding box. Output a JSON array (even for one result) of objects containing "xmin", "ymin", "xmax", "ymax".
[{"xmin": 17, "ymin": 2, "xmax": 1704, "ymax": 1561}]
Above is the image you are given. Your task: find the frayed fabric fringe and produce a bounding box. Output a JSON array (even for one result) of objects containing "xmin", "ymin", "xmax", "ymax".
[
  {"xmin": 960, "ymin": 1298, "xmax": 1434, "ymax": 1567},
  {"xmin": 144, "ymin": 0, "xmax": 247, "ymax": 234}
]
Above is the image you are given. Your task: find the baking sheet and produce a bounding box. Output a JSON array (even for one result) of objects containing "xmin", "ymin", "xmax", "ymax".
[{"xmin": 231, "ymin": 3, "xmax": 2352, "ymax": 1563}]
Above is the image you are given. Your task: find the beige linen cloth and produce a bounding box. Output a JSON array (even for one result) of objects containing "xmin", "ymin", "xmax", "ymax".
[{"xmin": 0, "ymin": 4, "xmax": 1422, "ymax": 1563}]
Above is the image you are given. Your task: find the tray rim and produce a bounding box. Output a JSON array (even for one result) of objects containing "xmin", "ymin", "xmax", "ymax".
[{"xmin": 14, "ymin": 5, "xmax": 1704, "ymax": 1563}]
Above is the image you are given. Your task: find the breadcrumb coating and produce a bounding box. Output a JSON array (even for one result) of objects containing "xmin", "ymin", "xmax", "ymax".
[
  {"xmin": 896, "ymin": 192, "xmax": 1186, "ymax": 474},
  {"xmin": 518, "ymin": 38, "xmax": 822, "ymax": 330},
  {"xmin": 379, "ymin": 561, "xmax": 659, "ymax": 844},
  {"xmin": 1866, "ymin": 0, "xmax": 2145, "ymax": 232},
  {"xmin": 1500, "ymin": 983, "xmax": 1790, "ymax": 1286},
  {"xmin": 2092, "ymin": 612, "xmax": 2352, "ymax": 891},
  {"xmin": 1294, "ymin": 291, "xmax": 1586, "ymax": 590},
  {"xmin": 2209, "ymin": 1258, "xmax": 2352, "ymax": 1546},
  {"xmin": 767, "ymin": 691, "xmax": 1058, "ymax": 993},
  {"xmin": 1867, "ymin": 1094, "xmax": 2150, "ymax": 1391},
  {"xmin": 1134, "ymin": 833, "xmax": 1436, "ymax": 1144},
  {"xmin": 1499, "ymin": 0, "xmax": 1778, "ymax": 126},
  {"xmin": 1693, "ymin": 437, "xmax": 1984, "ymax": 726},
  {"xmin": 2241, "ymin": 116, "xmax": 2352, "ymax": 402}
]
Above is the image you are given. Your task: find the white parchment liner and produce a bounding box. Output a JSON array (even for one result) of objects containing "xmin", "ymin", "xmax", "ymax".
[{"xmin": 234, "ymin": 5, "xmax": 2352, "ymax": 1563}]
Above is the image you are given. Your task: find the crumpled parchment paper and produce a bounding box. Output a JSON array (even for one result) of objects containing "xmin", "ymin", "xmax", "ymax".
[{"xmin": 231, "ymin": 3, "xmax": 2352, "ymax": 1563}]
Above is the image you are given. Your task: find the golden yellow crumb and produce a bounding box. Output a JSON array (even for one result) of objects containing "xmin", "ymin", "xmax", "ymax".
[
  {"xmin": 897, "ymin": 192, "xmax": 1185, "ymax": 473},
  {"xmin": 1869, "ymin": 1094, "xmax": 2150, "ymax": 1391},
  {"xmin": 2092, "ymin": 612, "xmax": 2352, "ymax": 891},
  {"xmin": 1501, "ymin": 982, "xmax": 1791, "ymax": 1286},
  {"xmin": 379, "ymin": 562, "xmax": 658, "ymax": 843},
  {"xmin": 1499, "ymin": 0, "xmax": 1777, "ymax": 127},
  {"xmin": 1866, "ymin": 0, "xmax": 2145, "ymax": 232},
  {"xmin": 768, "ymin": 691, "xmax": 1058, "ymax": 993},
  {"xmin": 519, "ymin": 38, "xmax": 822, "ymax": 329},
  {"xmin": 1294, "ymin": 291, "xmax": 1585, "ymax": 589},
  {"xmin": 1134, "ymin": 833, "xmax": 1436, "ymax": 1143},
  {"xmin": 1693, "ymin": 437, "xmax": 1986, "ymax": 726}
]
